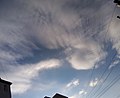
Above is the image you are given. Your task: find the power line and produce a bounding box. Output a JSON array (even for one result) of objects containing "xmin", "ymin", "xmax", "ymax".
[
  {"xmin": 86, "ymin": 4, "xmax": 117, "ymax": 98},
  {"xmin": 95, "ymin": 71, "xmax": 120, "ymax": 98},
  {"xmin": 84, "ymin": 65, "xmax": 96, "ymax": 98},
  {"xmin": 87, "ymin": 52, "xmax": 117, "ymax": 98}
]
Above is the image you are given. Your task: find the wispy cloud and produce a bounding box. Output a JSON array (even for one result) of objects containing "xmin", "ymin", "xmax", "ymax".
[
  {"xmin": 0, "ymin": 0, "xmax": 119, "ymax": 96},
  {"xmin": 69, "ymin": 95, "xmax": 78, "ymax": 98},
  {"xmin": 79, "ymin": 89, "xmax": 87, "ymax": 95},
  {"xmin": 0, "ymin": 0, "xmax": 109, "ymax": 71},
  {"xmin": 89, "ymin": 78, "xmax": 98, "ymax": 87},
  {"xmin": 109, "ymin": 18, "xmax": 120, "ymax": 55},
  {"xmin": 29, "ymin": 0, "xmax": 107, "ymax": 70},
  {"xmin": 66, "ymin": 79, "xmax": 80, "ymax": 88},
  {"xmin": 109, "ymin": 60, "xmax": 120, "ymax": 69},
  {"xmin": 69, "ymin": 89, "xmax": 87, "ymax": 98},
  {"xmin": 5, "ymin": 59, "xmax": 61, "ymax": 94}
]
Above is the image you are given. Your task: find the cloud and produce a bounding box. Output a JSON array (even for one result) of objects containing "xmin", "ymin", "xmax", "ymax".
[
  {"xmin": 69, "ymin": 95, "xmax": 78, "ymax": 98},
  {"xmin": 66, "ymin": 44, "xmax": 105, "ymax": 70},
  {"xmin": 5, "ymin": 59, "xmax": 61, "ymax": 94},
  {"xmin": 89, "ymin": 78, "xmax": 98, "ymax": 87},
  {"xmin": 0, "ymin": 22, "xmax": 39, "ymax": 68},
  {"xmin": 66, "ymin": 79, "xmax": 80, "ymax": 88},
  {"xmin": 0, "ymin": 0, "xmax": 119, "ymax": 96},
  {"xmin": 0, "ymin": 0, "xmax": 110, "ymax": 71},
  {"xmin": 109, "ymin": 18, "xmax": 120, "ymax": 55},
  {"xmin": 69, "ymin": 89, "xmax": 87, "ymax": 98},
  {"xmin": 109, "ymin": 60, "xmax": 120, "ymax": 69},
  {"xmin": 79, "ymin": 89, "xmax": 87, "ymax": 95},
  {"xmin": 31, "ymin": 0, "xmax": 107, "ymax": 70},
  {"xmin": 29, "ymin": 0, "xmax": 107, "ymax": 70}
]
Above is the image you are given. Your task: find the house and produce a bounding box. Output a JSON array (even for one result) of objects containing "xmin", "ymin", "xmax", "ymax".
[
  {"xmin": 0, "ymin": 78, "xmax": 12, "ymax": 98},
  {"xmin": 52, "ymin": 93, "xmax": 68, "ymax": 98},
  {"xmin": 44, "ymin": 96, "xmax": 51, "ymax": 98},
  {"xmin": 44, "ymin": 93, "xmax": 68, "ymax": 98}
]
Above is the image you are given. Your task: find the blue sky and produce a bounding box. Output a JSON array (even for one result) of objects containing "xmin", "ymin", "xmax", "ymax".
[{"xmin": 0, "ymin": 0, "xmax": 120, "ymax": 98}]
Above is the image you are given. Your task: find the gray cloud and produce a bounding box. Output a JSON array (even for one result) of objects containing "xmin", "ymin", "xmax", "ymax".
[{"xmin": 0, "ymin": 0, "xmax": 119, "ymax": 94}]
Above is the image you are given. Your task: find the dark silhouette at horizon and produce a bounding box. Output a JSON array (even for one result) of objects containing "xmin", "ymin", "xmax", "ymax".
[
  {"xmin": 44, "ymin": 93, "xmax": 68, "ymax": 98},
  {"xmin": 114, "ymin": 0, "xmax": 120, "ymax": 5},
  {"xmin": 113, "ymin": 0, "xmax": 120, "ymax": 19},
  {"xmin": 0, "ymin": 78, "xmax": 12, "ymax": 98},
  {"xmin": 44, "ymin": 96, "xmax": 51, "ymax": 98}
]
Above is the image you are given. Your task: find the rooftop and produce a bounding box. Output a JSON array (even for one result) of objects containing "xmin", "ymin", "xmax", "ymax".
[
  {"xmin": 0, "ymin": 78, "xmax": 12, "ymax": 85},
  {"xmin": 52, "ymin": 93, "xmax": 68, "ymax": 98}
]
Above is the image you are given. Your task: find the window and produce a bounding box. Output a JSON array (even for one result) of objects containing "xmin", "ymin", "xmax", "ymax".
[{"xmin": 4, "ymin": 85, "xmax": 8, "ymax": 92}]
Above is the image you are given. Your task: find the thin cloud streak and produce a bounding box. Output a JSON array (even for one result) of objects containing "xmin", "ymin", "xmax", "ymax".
[
  {"xmin": 66, "ymin": 79, "xmax": 80, "ymax": 88},
  {"xmin": 4, "ymin": 59, "xmax": 61, "ymax": 94}
]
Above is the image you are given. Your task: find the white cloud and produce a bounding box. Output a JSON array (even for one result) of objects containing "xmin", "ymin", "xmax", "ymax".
[
  {"xmin": 0, "ymin": 0, "xmax": 109, "ymax": 72},
  {"xmin": 69, "ymin": 89, "xmax": 87, "ymax": 98},
  {"xmin": 108, "ymin": 12, "xmax": 120, "ymax": 55},
  {"xmin": 89, "ymin": 78, "xmax": 98, "ymax": 87},
  {"xmin": 66, "ymin": 79, "xmax": 80, "ymax": 88},
  {"xmin": 27, "ymin": 0, "xmax": 107, "ymax": 71},
  {"xmin": 109, "ymin": 60, "xmax": 120, "ymax": 69},
  {"xmin": 31, "ymin": 0, "xmax": 107, "ymax": 70},
  {"xmin": 66, "ymin": 41, "xmax": 106, "ymax": 70},
  {"xmin": 5, "ymin": 59, "xmax": 61, "ymax": 94},
  {"xmin": 69, "ymin": 95, "xmax": 78, "ymax": 98},
  {"xmin": 11, "ymin": 82, "xmax": 30, "ymax": 94},
  {"xmin": 0, "ymin": 0, "xmax": 119, "ymax": 96},
  {"xmin": 79, "ymin": 89, "xmax": 87, "ymax": 95}
]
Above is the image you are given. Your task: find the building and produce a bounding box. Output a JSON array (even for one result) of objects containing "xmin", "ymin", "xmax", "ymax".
[
  {"xmin": 52, "ymin": 93, "xmax": 68, "ymax": 98},
  {"xmin": 44, "ymin": 93, "xmax": 68, "ymax": 98},
  {"xmin": 44, "ymin": 96, "xmax": 51, "ymax": 98},
  {"xmin": 0, "ymin": 78, "xmax": 12, "ymax": 98}
]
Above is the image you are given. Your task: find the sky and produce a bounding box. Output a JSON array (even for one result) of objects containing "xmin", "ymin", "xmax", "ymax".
[{"xmin": 0, "ymin": 0, "xmax": 120, "ymax": 98}]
